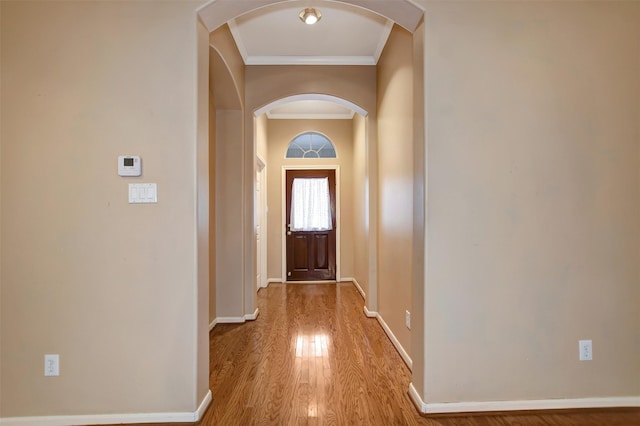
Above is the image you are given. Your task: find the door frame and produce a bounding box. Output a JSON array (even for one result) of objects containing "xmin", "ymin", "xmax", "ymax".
[
  {"xmin": 256, "ymin": 155, "xmax": 267, "ymax": 289},
  {"xmin": 281, "ymin": 165, "xmax": 340, "ymax": 283}
]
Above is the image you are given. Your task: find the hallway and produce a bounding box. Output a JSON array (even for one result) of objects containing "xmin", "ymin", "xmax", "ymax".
[
  {"xmin": 205, "ymin": 282, "xmax": 418, "ymax": 425},
  {"xmin": 199, "ymin": 284, "xmax": 640, "ymax": 426}
]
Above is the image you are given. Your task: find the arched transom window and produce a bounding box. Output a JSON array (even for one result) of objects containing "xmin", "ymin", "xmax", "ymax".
[{"xmin": 286, "ymin": 132, "xmax": 337, "ymax": 159}]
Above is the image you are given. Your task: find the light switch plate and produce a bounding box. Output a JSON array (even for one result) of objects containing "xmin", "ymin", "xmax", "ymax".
[{"xmin": 128, "ymin": 183, "xmax": 157, "ymax": 204}]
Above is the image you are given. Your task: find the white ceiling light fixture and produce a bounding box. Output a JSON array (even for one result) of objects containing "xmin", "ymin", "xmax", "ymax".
[{"xmin": 299, "ymin": 8, "xmax": 321, "ymax": 25}]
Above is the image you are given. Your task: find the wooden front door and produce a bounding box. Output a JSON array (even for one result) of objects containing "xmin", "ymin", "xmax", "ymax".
[{"xmin": 286, "ymin": 169, "xmax": 336, "ymax": 281}]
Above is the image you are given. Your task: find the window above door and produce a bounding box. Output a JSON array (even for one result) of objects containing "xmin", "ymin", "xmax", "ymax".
[{"xmin": 285, "ymin": 132, "xmax": 337, "ymax": 159}]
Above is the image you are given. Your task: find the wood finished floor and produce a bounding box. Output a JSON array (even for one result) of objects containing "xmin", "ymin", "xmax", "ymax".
[{"xmin": 115, "ymin": 282, "xmax": 640, "ymax": 426}]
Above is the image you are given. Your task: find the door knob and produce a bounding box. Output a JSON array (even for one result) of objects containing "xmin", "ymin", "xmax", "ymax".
[{"xmin": 287, "ymin": 231, "xmax": 292, "ymax": 235}]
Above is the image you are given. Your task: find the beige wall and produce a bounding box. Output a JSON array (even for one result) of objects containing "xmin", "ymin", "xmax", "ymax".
[
  {"xmin": 196, "ymin": 17, "xmax": 211, "ymax": 405},
  {"xmin": 376, "ymin": 26, "xmax": 414, "ymax": 357},
  {"xmin": 0, "ymin": 0, "xmax": 207, "ymax": 417},
  {"xmin": 245, "ymin": 66, "xmax": 376, "ymax": 115},
  {"xmin": 209, "ymin": 25, "xmax": 246, "ymax": 321},
  {"xmin": 209, "ymin": 95, "xmax": 217, "ymax": 323},
  {"xmin": 352, "ymin": 114, "xmax": 369, "ymax": 293},
  {"xmin": 245, "ymin": 65, "xmax": 378, "ymax": 305},
  {"xmin": 209, "ymin": 25, "xmax": 244, "ymax": 110},
  {"xmin": 3, "ymin": 0, "xmax": 637, "ymax": 420},
  {"xmin": 410, "ymin": 19, "xmax": 426, "ymax": 399},
  {"xmin": 419, "ymin": 0, "xmax": 640, "ymax": 402},
  {"xmin": 265, "ymin": 119, "xmax": 354, "ymax": 281},
  {"xmin": 256, "ymin": 114, "xmax": 268, "ymax": 161},
  {"xmin": 214, "ymin": 111, "xmax": 244, "ymax": 318}
]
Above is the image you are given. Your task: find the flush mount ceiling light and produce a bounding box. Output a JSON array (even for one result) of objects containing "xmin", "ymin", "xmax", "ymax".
[{"xmin": 299, "ymin": 8, "xmax": 321, "ymax": 25}]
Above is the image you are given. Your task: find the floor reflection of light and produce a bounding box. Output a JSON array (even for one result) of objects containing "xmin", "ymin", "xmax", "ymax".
[
  {"xmin": 293, "ymin": 333, "xmax": 329, "ymax": 419},
  {"xmin": 308, "ymin": 403, "xmax": 317, "ymax": 417},
  {"xmin": 295, "ymin": 335, "xmax": 304, "ymax": 357},
  {"xmin": 295, "ymin": 334, "xmax": 329, "ymax": 358}
]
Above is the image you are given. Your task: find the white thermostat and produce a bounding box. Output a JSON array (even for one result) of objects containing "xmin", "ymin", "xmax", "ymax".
[{"xmin": 118, "ymin": 155, "xmax": 141, "ymax": 176}]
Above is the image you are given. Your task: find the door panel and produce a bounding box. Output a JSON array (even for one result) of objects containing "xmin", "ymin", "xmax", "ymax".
[
  {"xmin": 293, "ymin": 235, "xmax": 310, "ymax": 271},
  {"xmin": 314, "ymin": 234, "xmax": 329, "ymax": 269},
  {"xmin": 286, "ymin": 169, "xmax": 336, "ymax": 281}
]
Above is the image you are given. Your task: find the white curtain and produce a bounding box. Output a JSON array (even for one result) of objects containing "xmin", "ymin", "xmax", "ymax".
[{"xmin": 290, "ymin": 177, "xmax": 332, "ymax": 231}]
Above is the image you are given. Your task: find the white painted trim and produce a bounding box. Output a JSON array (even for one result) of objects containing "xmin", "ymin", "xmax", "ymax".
[
  {"xmin": 266, "ymin": 111, "xmax": 356, "ymax": 120},
  {"xmin": 215, "ymin": 309, "xmax": 259, "ymax": 324},
  {"xmin": 363, "ymin": 305, "xmax": 377, "ymax": 318},
  {"xmin": 245, "ymin": 55, "xmax": 376, "ymax": 66},
  {"xmin": 256, "ymin": 156, "xmax": 268, "ymax": 290},
  {"xmin": 209, "ymin": 318, "xmax": 217, "ymax": 331},
  {"xmin": 374, "ymin": 20, "xmax": 394, "ymax": 63},
  {"xmin": 362, "ymin": 306, "xmax": 412, "ymax": 370},
  {"xmin": 281, "ymin": 166, "xmax": 340, "ymax": 283},
  {"xmin": 407, "ymin": 386, "xmax": 640, "ymax": 414},
  {"xmin": 335, "ymin": 167, "xmax": 341, "ymax": 282},
  {"xmin": 345, "ymin": 277, "xmax": 365, "ymax": 299},
  {"xmin": 374, "ymin": 313, "xmax": 412, "ymax": 371},
  {"xmin": 408, "ymin": 383, "xmax": 426, "ymax": 413},
  {"xmin": 216, "ymin": 317, "xmax": 246, "ymax": 324},
  {"xmin": 267, "ymin": 278, "xmax": 283, "ymax": 285},
  {"xmin": 254, "ymin": 94, "xmax": 367, "ymax": 118},
  {"xmin": 195, "ymin": 391, "xmax": 213, "ymax": 420},
  {"xmin": 197, "ymin": 0, "xmax": 424, "ymax": 34},
  {"xmin": 244, "ymin": 308, "xmax": 260, "ymax": 321},
  {"xmin": 0, "ymin": 391, "xmax": 213, "ymax": 426},
  {"xmin": 281, "ymin": 168, "xmax": 286, "ymax": 281}
]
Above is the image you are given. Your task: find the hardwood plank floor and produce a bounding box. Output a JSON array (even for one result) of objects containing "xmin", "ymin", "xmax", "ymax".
[
  {"xmin": 199, "ymin": 283, "xmax": 639, "ymax": 426},
  {"xmin": 111, "ymin": 282, "xmax": 640, "ymax": 426}
]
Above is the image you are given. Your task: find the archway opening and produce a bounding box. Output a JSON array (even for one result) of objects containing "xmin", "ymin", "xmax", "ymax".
[
  {"xmin": 254, "ymin": 94, "xmax": 370, "ymax": 288},
  {"xmin": 199, "ymin": 0, "xmax": 427, "ymax": 416}
]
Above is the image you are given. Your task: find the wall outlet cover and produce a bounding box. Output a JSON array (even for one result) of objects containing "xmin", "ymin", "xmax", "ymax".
[
  {"xmin": 579, "ymin": 340, "xmax": 592, "ymax": 361},
  {"xmin": 44, "ymin": 354, "xmax": 60, "ymax": 376}
]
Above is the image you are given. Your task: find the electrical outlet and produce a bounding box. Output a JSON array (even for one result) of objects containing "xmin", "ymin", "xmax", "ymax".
[
  {"xmin": 44, "ymin": 354, "xmax": 60, "ymax": 376},
  {"xmin": 579, "ymin": 340, "xmax": 592, "ymax": 361},
  {"xmin": 405, "ymin": 310, "xmax": 411, "ymax": 330}
]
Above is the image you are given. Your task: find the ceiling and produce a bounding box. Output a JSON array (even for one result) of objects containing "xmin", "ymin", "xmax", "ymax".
[
  {"xmin": 226, "ymin": 1, "xmax": 394, "ymax": 119},
  {"xmin": 229, "ymin": 1, "xmax": 393, "ymax": 66},
  {"xmin": 266, "ymin": 100, "xmax": 356, "ymax": 120}
]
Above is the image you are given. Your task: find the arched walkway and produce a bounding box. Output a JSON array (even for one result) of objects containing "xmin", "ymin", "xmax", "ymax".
[{"xmin": 198, "ymin": 0, "xmax": 427, "ymax": 416}]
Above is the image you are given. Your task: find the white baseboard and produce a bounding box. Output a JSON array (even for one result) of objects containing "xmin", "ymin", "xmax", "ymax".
[
  {"xmin": 363, "ymin": 305, "xmax": 377, "ymax": 318},
  {"xmin": 244, "ymin": 308, "xmax": 259, "ymax": 321},
  {"xmin": 344, "ymin": 277, "xmax": 366, "ymax": 299},
  {"xmin": 374, "ymin": 313, "xmax": 412, "ymax": 370},
  {"xmin": 196, "ymin": 390, "xmax": 212, "ymax": 420},
  {"xmin": 362, "ymin": 306, "xmax": 412, "ymax": 370},
  {"xmin": 216, "ymin": 308, "xmax": 259, "ymax": 324},
  {"xmin": 408, "ymin": 382, "xmax": 426, "ymax": 413},
  {"xmin": 209, "ymin": 318, "xmax": 217, "ymax": 331},
  {"xmin": 215, "ymin": 316, "xmax": 246, "ymax": 324},
  {"xmin": 0, "ymin": 390, "xmax": 213, "ymax": 426},
  {"xmin": 408, "ymin": 383, "xmax": 640, "ymax": 414},
  {"xmin": 266, "ymin": 278, "xmax": 282, "ymax": 285}
]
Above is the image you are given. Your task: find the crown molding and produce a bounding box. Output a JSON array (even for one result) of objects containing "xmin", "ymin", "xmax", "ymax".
[{"xmin": 245, "ymin": 55, "xmax": 376, "ymax": 66}]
